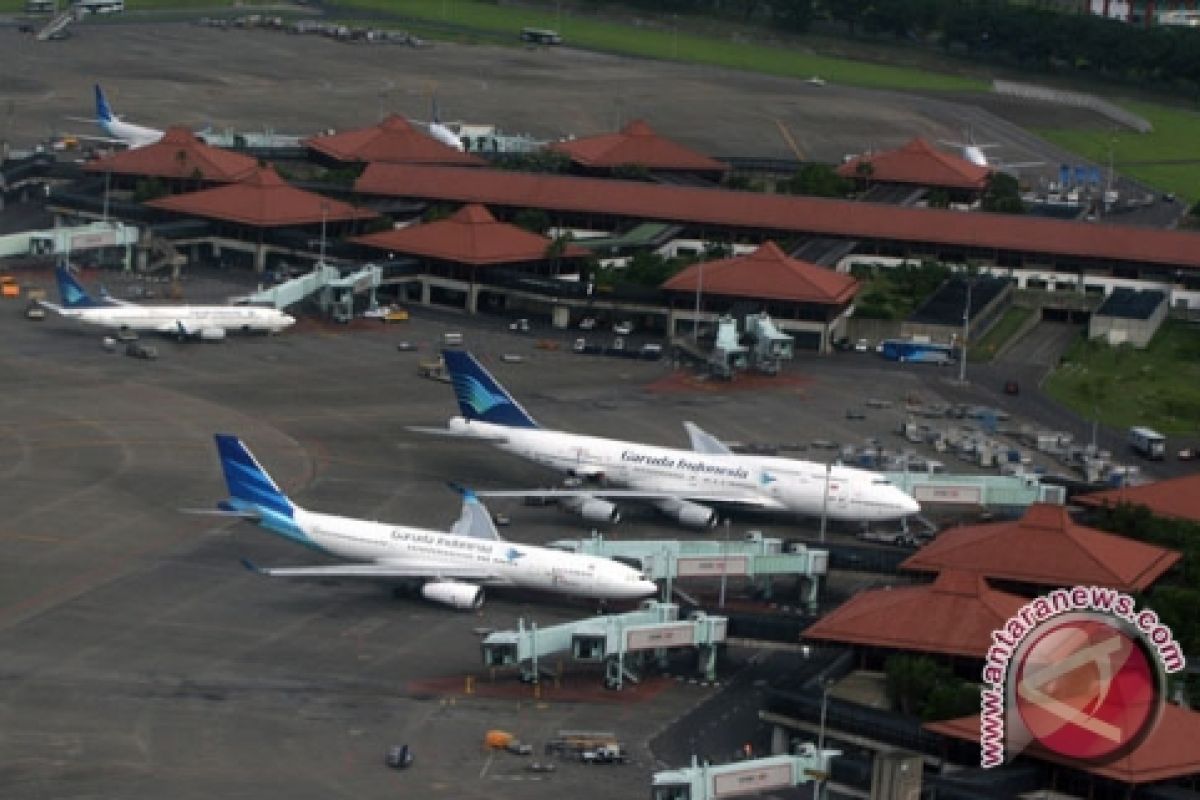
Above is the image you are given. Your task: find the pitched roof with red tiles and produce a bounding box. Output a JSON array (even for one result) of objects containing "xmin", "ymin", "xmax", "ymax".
[
  {"xmin": 147, "ymin": 166, "xmax": 377, "ymax": 227},
  {"xmin": 303, "ymin": 115, "xmax": 484, "ymax": 166},
  {"xmin": 801, "ymin": 570, "xmax": 1026, "ymax": 659},
  {"xmin": 900, "ymin": 503, "xmax": 1180, "ymax": 592},
  {"xmin": 83, "ymin": 126, "xmax": 258, "ymax": 182},
  {"xmin": 549, "ymin": 119, "xmax": 728, "ymax": 173},
  {"xmin": 352, "ymin": 203, "xmax": 588, "ymax": 266},
  {"xmin": 836, "ymin": 138, "xmax": 991, "ymax": 190},
  {"xmin": 353, "ymin": 164, "xmax": 1200, "ymax": 271},
  {"xmin": 927, "ymin": 704, "xmax": 1200, "ymax": 784},
  {"xmin": 1076, "ymin": 473, "xmax": 1200, "ymax": 524},
  {"xmin": 661, "ymin": 241, "xmax": 858, "ymax": 304}
]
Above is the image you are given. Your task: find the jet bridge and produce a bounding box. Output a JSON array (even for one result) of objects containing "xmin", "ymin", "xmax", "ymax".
[
  {"xmin": 0, "ymin": 221, "xmax": 138, "ymax": 266},
  {"xmin": 233, "ymin": 263, "xmax": 381, "ymax": 316},
  {"xmin": 550, "ymin": 531, "xmax": 827, "ymax": 612},
  {"xmin": 651, "ymin": 747, "xmax": 839, "ymax": 800},
  {"xmin": 743, "ymin": 312, "xmax": 794, "ymax": 375},
  {"xmin": 480, "ymin": 601, "xmax": 727, "ymax": 690}
]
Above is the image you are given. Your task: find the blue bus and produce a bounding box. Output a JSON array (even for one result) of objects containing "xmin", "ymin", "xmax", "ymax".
[{"xmin": 878, "ymin": 339, "xmax": 957, "ymax": 364}]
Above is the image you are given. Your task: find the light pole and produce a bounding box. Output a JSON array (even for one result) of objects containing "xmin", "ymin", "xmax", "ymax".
[
  {"xmin": 819, "ymin": 461, "xmax": 831, "ymax": 543},
  {"xmin": 693, "ymin": 257, "xmax": 703, "ymax": 340},
  {"xmin": 957, "ymin": 277, "xmax": 974, "ymax": 384},
  {"xmin": 318, "ymin": 202, "xmax": 328, "ymax": 268},
  {"xmin": 718, "ymin": 517, "xmax": 730, "ymax": 608},
  {"xmin": 672, "ymin": 13, "xmax": 678, "ymax": 59},
  {"xmin": 817, "ymin": 680, "xmax": 830, "ymax": 800}
]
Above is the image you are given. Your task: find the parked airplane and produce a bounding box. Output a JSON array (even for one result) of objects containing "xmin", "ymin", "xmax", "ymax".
[
  {"xmin": 41, "ymin": 265, "xmax": 295, "ymax": 339},
  {"xmin": 67, "ymin": 84, "xmax": 165, "ymax": 149},
  {"xmin": 940, "ymin": 130, "xmax": 1042, "ymax": 172},
  {"xmin": 205, "ymin": 434, "xmax": 658, "ymax": 609},
  {"xmin": 426, "ymin": 97, "xmax": 465, "ymax": 152},
  {"xmin": 410, "ymin": 351, "xmax": 921, "ymax": 529}
]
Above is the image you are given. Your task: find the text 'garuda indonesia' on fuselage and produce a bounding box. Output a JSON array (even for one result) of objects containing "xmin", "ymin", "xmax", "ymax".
[
  {"xmin": 200, "ymin": 434, "xmax": 657, "ymax": 610},
  {"xmin": 41, "ymin": 265, "xmax": 295, "ymax": 339},
  {"xmin": 411, "ymin": 350, "xmax": 920, "ymax": 529}
]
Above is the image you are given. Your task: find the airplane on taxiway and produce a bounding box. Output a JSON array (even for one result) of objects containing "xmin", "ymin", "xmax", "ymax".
[
  {"xmin": 201, "ymin": 434, "xmax": 658, "ymax": 610},
  {"xmin": 409, "ymin": 350, "xmax": 921, "ymax": 530}
]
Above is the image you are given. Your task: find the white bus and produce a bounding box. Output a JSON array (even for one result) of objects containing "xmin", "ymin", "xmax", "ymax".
[{"xmin": 1128, "ymin": 427, "xmax": 1166, "ymax": 460}]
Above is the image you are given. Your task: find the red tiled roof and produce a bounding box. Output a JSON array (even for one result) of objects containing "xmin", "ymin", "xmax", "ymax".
[
  {"xmin": 82, "ymin": 126, "xmax": 258, "ymax": 182},
  {"xmin": 303, "ymin": 115, "xmax": 484, "ymax": 166},
  {"xmin": 147, "ymin": 166, "xmax": 377, "ymax": 227},
  {"xmin": 900, "ymin": 503, "xmax": 1180, "ymax": 592},
  {"xmin": 549, "ymin": 119, "xmax": 728, "ymax": 173},
  {"xmin": 801, "ymin": 570, "xmax": 1026, "ymax": 659},
  {"xmin": 927, "ymin": 704, "xmax": 1200, "ymax": 784},
  {"xmin": 1076, "ymin": 474, "xmax": 1200, "ymax": 524},
  {"xmin": 837, "ymin": 138, "xmax": 990, "ymax": 190},
  {"xmin": 352, "ymin": 203, "xmax": 588, "ymax": 265},
  {"xmin": 662, "ymin": 241, "xmax": 858, "ymax": 304},
  {"xmin": 353, "ymin": 164, "xmax": 1200, "ymax": 271}
]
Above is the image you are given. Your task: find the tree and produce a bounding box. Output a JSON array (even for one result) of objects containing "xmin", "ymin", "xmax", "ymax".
[
  {"xmin": 513, "ymin": 208, "xmax": 551, "ymax": 234},
  {"xmin": 981, "ymin": 171, "xmax": 1024, "ymax": 214},
  {"xmin": 781, "ymin": 164, "xmax": 852, "ymax": 198},
  {"xmin": 773, "ymin": 0, "xmax": 814, "ymax": 32}
]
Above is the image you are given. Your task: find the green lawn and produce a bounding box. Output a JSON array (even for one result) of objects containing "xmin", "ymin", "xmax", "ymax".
[
  {"xmin": 969, "ymin": 306, "xmax": 1032, "ymax": 362},
  {"xmin": 1036, "ymin": 101, "xmax": 1200, "ymax": 203},
  {"xmin": 334, "ymin": 0, "xmax": 984, "ymax": 93},
  {"xmin": 1045, "ymin": 320, "xmax": 1200, "ymax": 435}
]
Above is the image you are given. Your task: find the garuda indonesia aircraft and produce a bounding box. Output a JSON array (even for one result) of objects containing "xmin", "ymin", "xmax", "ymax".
[
  {"xmin": 411, "ymin": 351, "xmax": 921, "ymax": 529},
  {"xmin": 42, "ymin": 265, "xmax": 295, "ymax": 340},
  {"xmin": 204, "ymin": 435, "xmax": 657, "ymax": 610}
]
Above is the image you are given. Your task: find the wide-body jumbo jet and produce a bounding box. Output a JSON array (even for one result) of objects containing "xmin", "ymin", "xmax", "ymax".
[
  {"xmin": 411, "ymin": 351, "xmax": 921, "ymax": 529},
  {"xmin": 42, "ymin": 265, "xmax": 294, "ymax": 340},
  {"xmin": 205, "ymin": 435, "xmax": 657, "ymax": 610}
]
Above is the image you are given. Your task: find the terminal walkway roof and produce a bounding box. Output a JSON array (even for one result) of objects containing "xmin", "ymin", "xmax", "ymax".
[
  {"xmin": 801, "ymin": 570, "xmax": 1025, "ymax": 659},
  {"xmin": 663, "ymin": 241, "xmax": 858, "ymax": 304},
  {"xmin": 1077, "ymin": 473, "xmax": 1200, "ymax": 524},
  {"xmin": 900, "ymin": 503, "xmax": 1180, "ymax": 593},
  {"xmin": 548, "ymin": 119, "xmax": 728, "ymax": 174},
  {"xmin": 83, "ymin": 127, "xmax": 258, "ymax": 183},
  {"xmin": 353, "ymin": 164, "xmax": 1200, "ymax": 272},
  {"xmin": 148, "ymin": 166, "xmax": 377, "ymax": 228},
  {"xmin": 837, "ymin": 138, "xmax": 990, "ymax": 190},
  {"xmin": 928, "ymin": 704, "xmax": 1200, "ymax": 784}
]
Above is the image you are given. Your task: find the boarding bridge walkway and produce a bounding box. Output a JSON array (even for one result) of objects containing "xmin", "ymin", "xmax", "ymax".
[
  {"xmin": 652, "ymin": 747, "xmax": 839, "ymax": 800},
  {"xmin": 0, "ymin": 221, "xmax": 138, "ymax": 267},
  {"xmin": 881, "ymin": 470, "xmax": 1066, "ymax": 511},
  {"xmin": 233, "ymin": 263, "xmax": 381, "ymax": 315},
  {"xmin": 550, "ymin": 532, "xmax": 827, "ymax": 613},
  {"xmin": 481, "ymin": 601, "xmax": 726, "ymax": 690}
]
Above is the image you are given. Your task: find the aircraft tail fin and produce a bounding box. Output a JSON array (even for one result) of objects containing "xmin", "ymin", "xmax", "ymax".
[
  {"xmin": 94, "ymin": 84, "xmax": 114, "ymax": 123},
  {"xmin": 214, "ymin": 434, "xmax": 295, "ymax": 519},
  {"xmin": 448, "ymin": 484, "xmax": 502, "ymax": 541},
  {"xmin": 55, "ymin": 264, "xmax": 104, "ymax": 308},
  {"xmin": 442, "ymin": 350, "xmax": 539, "ymax": 429}
]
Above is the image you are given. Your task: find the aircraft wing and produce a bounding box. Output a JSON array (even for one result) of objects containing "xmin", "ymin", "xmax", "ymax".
[
  {"xmin": 405, "ymin": 425, "xmax": 510, "ymax": 443},
  {"xmin": 474, "ymin": 488, "xmax": 787, "ymax": 510},
  {"xmin": 241, "ymin": 559, "xmax": 498, "ymax": 581},
  {"xmin": 62, "ymin": 131, "xmax": 132, "ymax": 146}
]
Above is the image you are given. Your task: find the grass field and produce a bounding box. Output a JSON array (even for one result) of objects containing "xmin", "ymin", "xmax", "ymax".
[
  {"xmin": 969, "ymin": 306, "xmax": 1032, "ymax": 362},
  {"xmin": 1036, "ymin": 101, "xmax": 1200, "ymax": 203},
  {"xmin": 335, "ymin": 0, "xmax": 985, "ymax": 92},
  {"xmin": 1045, "ymin": 320, "xmax": 1200, "ymax": 434}
]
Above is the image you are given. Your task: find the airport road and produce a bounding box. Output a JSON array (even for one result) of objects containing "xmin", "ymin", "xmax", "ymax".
[{"xmin": 0, "ymin": 20, "xmax": 1108, "ymax": 188}]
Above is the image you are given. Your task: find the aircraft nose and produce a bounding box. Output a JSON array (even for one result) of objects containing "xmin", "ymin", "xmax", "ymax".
[
  {"xmin": 635, "ymin": 579, "xmax": 658, "ymax": 598},
  {"xmin": 281, "ymin": 314, "xmax": 296, "ymax": 327},
  {"xmin": 900, "ymin": 491, "xmax": 921, "ymax": 516}
]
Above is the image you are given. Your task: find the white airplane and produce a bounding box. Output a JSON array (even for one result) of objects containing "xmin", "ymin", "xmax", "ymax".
[
  {"xmin": 940, "ymin": 130, "xmax": 1042, "ymax": 171},
  {"xmin": 68, "ymin": 84, "xmax": 165, "ymax": 149},
  {"xmin": 204, "ymin": 434, "xmax": 658, "ymax": 610},
  {"xmin": 425, "ymin": 97, "xmax": 465, "ymax": 152},
  {"xmin": 410, "ymin": 351, "xmax": 921, "ymax": 530},
  {"xmin": 41, "ymin": 265, "xmax": 295, "ymax": 340}
]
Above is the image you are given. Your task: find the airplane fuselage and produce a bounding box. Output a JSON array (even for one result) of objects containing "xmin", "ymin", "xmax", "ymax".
[
  {"xmin": 271, "ymin": 507, "xmax": 654, "ymax": 600},
  {"xmin": 56, "ymin": 304, "xmax": 295, "ymax": 335},
  {"xmin": 447, "ymin": 418, "xmax": 919, "ymax": 522},
  {"xmin": 101, "ymin": 117, "xmax": 163, "ymax": 149}
]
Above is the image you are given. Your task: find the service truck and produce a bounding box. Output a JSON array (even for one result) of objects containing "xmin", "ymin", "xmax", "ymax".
[{"xmin": 1129, "ymin": 427, "xmax": 1166, "ymax": 460}]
